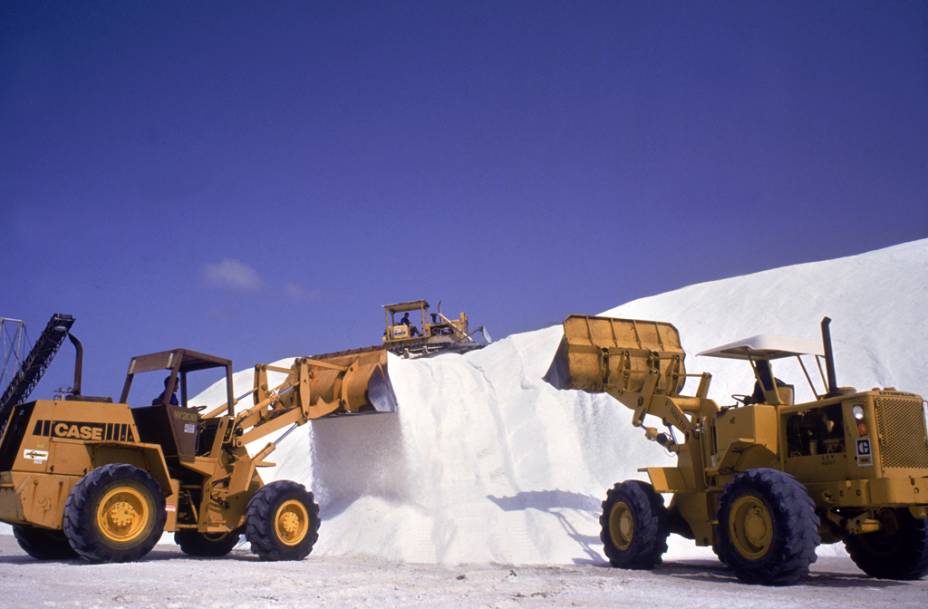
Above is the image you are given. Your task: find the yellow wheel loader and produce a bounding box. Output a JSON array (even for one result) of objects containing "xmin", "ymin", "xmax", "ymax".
[
  {"xmin": 0, "ymin": 315, "xmax": 394, "ymax": 563},
  {"xmin": 546, "ymin": 315, "xmax": 928, "ymax": 585}
]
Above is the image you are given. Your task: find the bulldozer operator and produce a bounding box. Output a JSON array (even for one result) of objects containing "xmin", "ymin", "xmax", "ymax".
[{"xmin": 400, "ymin": 312, "xmax": 420, "ymax": 337}]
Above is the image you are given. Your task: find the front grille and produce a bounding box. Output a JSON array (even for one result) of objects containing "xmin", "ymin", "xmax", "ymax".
[{"xmin": 876, "ymin": 397, "xmax": 928, "ymax": 469}]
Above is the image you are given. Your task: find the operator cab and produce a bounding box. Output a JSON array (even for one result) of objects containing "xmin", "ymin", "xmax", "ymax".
[
  {"xmin": 119, "ymin": 349, "xmax": 235, "ymax": 461},
  {"xmin": 698, "ymin": 334, "xmax": 826, "ymax": 407},
  {"xmin": 384, "ymin": 300, "xmax": 430, "ymax": 342},
  {"xmin": 700, "ymin": 319, "xmax": 860, "ymax": 459}
]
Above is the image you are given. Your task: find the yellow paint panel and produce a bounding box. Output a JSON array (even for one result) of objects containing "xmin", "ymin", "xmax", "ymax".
[
  {"xmin": 645, "ymin": 467, "xmax": 687, "ymax": 493},
  {"xmin": 715, "ymin": 405, "xmax": 778, "ymax": 462}
]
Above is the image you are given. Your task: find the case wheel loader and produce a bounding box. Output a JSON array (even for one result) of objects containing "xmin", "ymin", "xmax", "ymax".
[
  {"xmin": 546, "ymin": 315, "xmax": 928, "ymax": 585},
  {"xmin": 0, "ymin": 316, "xmax": 394, "ymax": 563}
]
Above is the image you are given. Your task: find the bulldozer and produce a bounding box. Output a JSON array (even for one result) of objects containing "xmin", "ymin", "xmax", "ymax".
[
  {"xmin": 0, "ymin": 314, "xmax": 394, "ymax": 562},
  {"xmin": 382, "ymin": 299, "xmax": 489, "ymax": 358},
  {"xmin": 546, "ymin": 314, "xmax": 928, "ymax": 584}
]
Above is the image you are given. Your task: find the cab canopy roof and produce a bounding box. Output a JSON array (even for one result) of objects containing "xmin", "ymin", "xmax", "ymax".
[
  {"xmin": 126, "ymin": 349, "xmax": 231, "ymax": 374},
  {"xmin": 698, "ymin": 335, "xmax": 823, "ymax": 360},
  {"xmin": 384, "ymin": 300, "xmax": 430, "ymax": 313}
]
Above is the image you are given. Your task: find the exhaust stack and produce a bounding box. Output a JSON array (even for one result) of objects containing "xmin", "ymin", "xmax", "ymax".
[
  {"xmin": 66, "ymin": 333, "xmax": 84, "ymax": 397},
  {"xmin": 820, "ymin": 316, "xmax": 840, "ymax": 396}
]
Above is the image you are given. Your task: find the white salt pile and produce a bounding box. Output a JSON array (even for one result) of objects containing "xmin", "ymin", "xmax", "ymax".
[{"xmin": 196, "ymin": 238, "xmax": 928, "ymax": 565}]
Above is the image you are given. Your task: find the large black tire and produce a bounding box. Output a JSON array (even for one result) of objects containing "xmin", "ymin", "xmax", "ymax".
[
  {"xmin": 600, "ymin": 480, "xmax": 669, "ymax": 569},
  {"xmin": 245, "ymin": 480, "xmax": 320, "ymax": 561},
  {"xmin": 12, "ymin": 525, "xmax": 78, "ymax": 560},
  {"xmin": 63, "ymin": 463, "xmax": 166, "ymax": 563},
  {"xmin": 716, "ymin": 468, "xmax": 819, "ymax": 585},
  {"xmin": 175, "ymin": 530, "xmax": 241, "ymax": 557},
  {"xmin": 844, "ymin": 508, "xmax": 928, "ymax": 580},
  {"xmin": 711, "ymin": 542, "xmax": 728, "ymax": 565}
]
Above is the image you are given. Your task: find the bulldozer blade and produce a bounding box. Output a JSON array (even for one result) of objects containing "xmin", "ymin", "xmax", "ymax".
[{"xmin": 544, "ymin": 315, "xmax": 687, "ymax": 397}]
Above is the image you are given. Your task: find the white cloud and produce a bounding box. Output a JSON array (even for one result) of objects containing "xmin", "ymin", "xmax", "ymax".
[
  {"xmin": 285, "ymin": 281, "xmax": 321, "ymax": 302},
  {"xmin": 203, "ymin": 259, "xmax": 262, "ymax": 291}
]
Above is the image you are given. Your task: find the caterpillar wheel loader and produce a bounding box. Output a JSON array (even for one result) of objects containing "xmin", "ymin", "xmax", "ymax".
[
  {"xmin": 0, "ymin": 315, "xmax": 395, "ymax": 563},
  {"xmin": 546, "ymin": 315, "xmax": 928, "ymax": 585}
]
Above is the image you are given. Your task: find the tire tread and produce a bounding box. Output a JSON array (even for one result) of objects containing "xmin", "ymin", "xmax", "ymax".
[
  {"xmin": 244, "ymin": 480, "xmax": 319, "ymax": 561},
  {"xmin": 175, "ymin": 530, "xmax": 241, "ymax": 557},
  {"xmin": 12, "ymin": 525, "xmax": 78, "ymax": 560},
  {"xmin": 63, "ymin": 463, "xmax": 166, "ymax": 563},
  {"xmin": 716, "ymin": 468, "xmax": 819, "ymax": 585},
  {"xmin": 599, "ymin": 480, "xmax": 669, "ymax": 569},
  {"xmin": 845, "ymin": 510, "xmax": 928, "ymax": 580}
]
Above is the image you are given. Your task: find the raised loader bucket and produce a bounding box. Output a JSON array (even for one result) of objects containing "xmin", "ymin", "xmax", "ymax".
[
  {"xmin": 306, "ymin": 348, "xmax": 397, "ymax": 415},
  {"xmin": 544, "ymin": 315, "xmax": 687, "ymax": 397}
]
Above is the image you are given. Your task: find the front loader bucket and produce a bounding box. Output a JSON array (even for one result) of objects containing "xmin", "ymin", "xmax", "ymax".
[
  {"xmin": 544, "ymin": 315, "xmax": 687, "ymax": 397},
  {"xmin": 308, "ymin": 348, "xmax": 397, "ymax": 414}
]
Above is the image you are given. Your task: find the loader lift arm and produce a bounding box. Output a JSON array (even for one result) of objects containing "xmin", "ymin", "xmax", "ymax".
[
  {"xmin": 224, "ymin": 353, "xmax": 387, "ymax": 440},
  {"xmin": 197, "ymin": 349, "xmax": 392, "ymax": 506},
  {"xmin": 117, "ymin": 346, "xmax": 394, "ymax": 530},
  {"xmin": 196, "ymin": 347, "xmax": 392, "ymax": 460},
  {"xmin": 124, "ymin": 347, "xmax": 392, "ymax": 458}
]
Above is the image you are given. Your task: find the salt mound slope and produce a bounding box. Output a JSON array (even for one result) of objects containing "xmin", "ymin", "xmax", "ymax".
[
  {"xmin": 193, "ymin": 330, "xmax": 675, "ymax": 564},
  {"xmin": 603, "ymin": 238, "xmax": 928, "ymax": 406},
  {"xmin": 190, "ymin": 238, "xmax": 926, "ymax": 565}
]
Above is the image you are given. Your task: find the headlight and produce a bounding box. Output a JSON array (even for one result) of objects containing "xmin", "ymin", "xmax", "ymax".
[{"xmin": 852, "ymin": 405, "xmax": 865, "ymax": 421}]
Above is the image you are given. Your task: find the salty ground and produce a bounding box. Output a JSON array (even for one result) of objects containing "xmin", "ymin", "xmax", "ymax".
[{"xmin": 0, "ymin": 537, "xmax": 925, "ymax": 609}]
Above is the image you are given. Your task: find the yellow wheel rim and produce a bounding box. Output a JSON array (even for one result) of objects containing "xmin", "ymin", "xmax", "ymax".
[
  {"xmin": 96, "ymin": 486, "xmax": 150, "ymax": 543},
  {"xmin": 728, "ymin": 495, "xmax": 773, "ymax": 560},
  {"xmin": 608, "ymin": 501, "xmax": 635, "ymax": 551},
  {"xmin": 274, "ymin": 499, "xmax": 310, "ymax": 546}
]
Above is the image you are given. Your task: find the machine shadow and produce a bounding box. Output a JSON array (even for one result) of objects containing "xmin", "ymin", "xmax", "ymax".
[
  {"xmin": 0, "ymin": 554, "xmax": 41, "ymax": 565},
  {"xmin": 487, "ymin": 489, "xmax": 604, "ymax": 564},
  {"xmin": 654, "ymin": 559, "xmax": 904, "ymax": 589}
]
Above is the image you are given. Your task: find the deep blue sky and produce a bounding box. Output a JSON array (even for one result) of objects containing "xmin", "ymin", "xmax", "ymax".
[{"xmin": 2, "ymin": 1, "xmax": 927, "ymax": 400}]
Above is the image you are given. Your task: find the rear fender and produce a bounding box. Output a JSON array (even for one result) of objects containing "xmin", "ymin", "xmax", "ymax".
[
  {"xmin": 0, "ymin": 443, "xmax": 172, "ymax": 530},
  {"xmin": 86, "ymin": 441, "xmax": 172, "ymax": 495}
]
